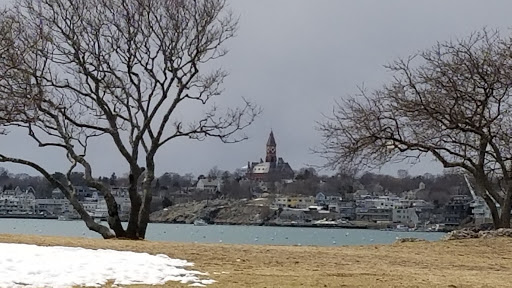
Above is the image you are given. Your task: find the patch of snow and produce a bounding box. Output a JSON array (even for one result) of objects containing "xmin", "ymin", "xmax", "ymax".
[{"xmin": 0, "ymin": 243, "xmax": 215, "ymax": 288}]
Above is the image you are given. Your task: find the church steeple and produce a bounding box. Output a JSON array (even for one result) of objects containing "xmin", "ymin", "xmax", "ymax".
[
  {"xmin": 267, "ymin": 130, "xmax": 276, "ymax": 146},
  {"xmin": 266, "ymin": 130, "xmax": 277, "ymax": 163}
]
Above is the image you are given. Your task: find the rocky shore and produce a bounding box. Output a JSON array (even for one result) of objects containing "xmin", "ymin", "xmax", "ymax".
[
  {"xmin": 149, "ymin": 198, "xmax": 371, "ymax": 229},
  {"xmin": 150, "ymin": 199, "xmax": 273, "ymax": 225},
  {"xmin": 442, "ymin": 228, "xmax": 512, "ymax": 240}
]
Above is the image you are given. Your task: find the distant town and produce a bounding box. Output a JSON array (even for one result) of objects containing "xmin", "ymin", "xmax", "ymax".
[{"xmin": 0, "ymin": 131, "xmax": 490, "ymax": 232}]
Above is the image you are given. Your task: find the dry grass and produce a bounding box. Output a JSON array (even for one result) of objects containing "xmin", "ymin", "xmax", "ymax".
[{"xmin": 0, "ymin": 233, "xmax": 511, "ymax": 288}]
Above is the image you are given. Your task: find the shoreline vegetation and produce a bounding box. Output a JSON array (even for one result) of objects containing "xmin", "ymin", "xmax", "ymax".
[{"xmin": 0, "ymin": 234, "xmax": 511, "ymax": 287}]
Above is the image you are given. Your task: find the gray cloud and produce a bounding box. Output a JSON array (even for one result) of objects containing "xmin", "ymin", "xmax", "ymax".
[{"xmin": 1, "ymin": 0, "xmax": 512, "ymax": 177}]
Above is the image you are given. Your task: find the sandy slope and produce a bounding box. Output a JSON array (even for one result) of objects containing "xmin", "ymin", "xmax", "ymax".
[{"xmin": 0, "ymin": 233, "xmax": 510, "ymax": 288}]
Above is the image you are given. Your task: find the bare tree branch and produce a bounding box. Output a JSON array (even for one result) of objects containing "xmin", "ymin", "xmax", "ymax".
[
  {"xmin": 0, "ymin": 0, "xmax": 260, "ymax": 239},
  {"xmin": 317, "ymin": 28, "xmax": 512, "ymax": 228}
]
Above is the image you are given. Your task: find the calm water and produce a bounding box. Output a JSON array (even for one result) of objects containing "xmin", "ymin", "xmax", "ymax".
[{"xmin": 0, "ymin": 219, "xmax": 445, "ymax": 246}]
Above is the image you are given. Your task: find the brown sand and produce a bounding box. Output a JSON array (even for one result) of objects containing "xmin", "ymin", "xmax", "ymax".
[{"xmin": 0, "ymin": 233, "xmax": 510, "ymax": 288}]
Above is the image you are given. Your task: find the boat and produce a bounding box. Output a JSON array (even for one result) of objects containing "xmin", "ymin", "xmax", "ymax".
[
  {"xmin": 58, "ymin": 215, "xmax": 72, "ymax": 221},
  {"xmin": 313, "ymin": 219, "xmax": 338, "ymax": 226},
  {"xmin": 194, "ymin": 219, "xmax": 208, "ymax": 226},
  {"xmin": 394, "ymin": 224, "xmax": 412, "ymax": 232}
]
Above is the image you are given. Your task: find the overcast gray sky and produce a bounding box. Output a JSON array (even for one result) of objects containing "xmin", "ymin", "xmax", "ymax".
[{"xmin": 1, "ymin": 0, "xmax": 512, "ymax": 178}]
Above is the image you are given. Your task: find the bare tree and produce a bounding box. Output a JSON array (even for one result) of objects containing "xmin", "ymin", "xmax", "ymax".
[
  {"xmin": 207, "ymin": 166, "xmax": 223, "ymax": 179},
  {"xmin": 318, "ymin": 29, "xmax": 512, "ymax": 228},
  {"xmin": 0, "ymin": 0, "xmax": 260, "ymax": 239}
]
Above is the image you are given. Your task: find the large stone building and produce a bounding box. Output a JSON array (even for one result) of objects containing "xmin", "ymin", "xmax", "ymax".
[{"xmin": 246, "ymin": 131, "xmax": 294, "ymax": 182}]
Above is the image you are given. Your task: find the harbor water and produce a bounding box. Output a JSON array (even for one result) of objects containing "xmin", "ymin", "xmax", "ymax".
[{"xmin": 0, "ymin": 219, "xmax": 445, "ymax": 246}]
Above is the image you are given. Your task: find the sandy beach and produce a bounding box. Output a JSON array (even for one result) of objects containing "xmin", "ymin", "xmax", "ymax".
[{"xmin": 0, "ymin": 234, "xmax": 510, "ymax": 288}]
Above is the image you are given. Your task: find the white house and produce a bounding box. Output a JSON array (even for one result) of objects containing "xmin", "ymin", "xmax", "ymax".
[
  {"xmin": 196, "ymin": 178, "xmax": 222, "ymax": 193},
  {"xmin": 358, "ymin": 195, "xmax": 401, "ymax": 209},
  {"xmin": 392, "ymin": 207, "xmax": 420, "ymax": 226},
  {"xmin": 52, "ymin": 186, "xmax": 100, "ymax": 200},
  {"xmin": 81, "ymin": 200, "xmax": 98, "ymax": 215},
  {"xmin": 0, "ymin": 186, "xmax": 36, "ymax": 214},
  {"xmin": 35, "ymin": 198, "xmax": 72, "ymax": 215}
]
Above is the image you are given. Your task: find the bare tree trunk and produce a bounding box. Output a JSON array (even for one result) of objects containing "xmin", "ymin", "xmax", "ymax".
[
  {"xmin": 104, "ymin": 193, "xmax": 126, "ymax": 237},
  {"xmin": 66, "ymin": 194, "xmax": 114, "ymax": 239},
  {"xmin": 138, "ymin": 159, "xmax": 155, "ymax": 239},
  {"xmin": 500, "ymin": 213, "xmax": 511, "ymax": 228},
  {"xmin": 125, "ymin": 172, "xmax": 142, "ymax": 239},
  {"xmin": 483, "ymin": 195, "xmax": 502, "ymax": 228},
  {"xmin": 475, "ymin": 177, "xmax": 502, "ymax": 229},
  {"xmin": 84, "ymin": 180, "xmax": 126, "ymax": 237},
  {"xmin": 499, "ymin": 190, "xmax": 512, "ymax": 228}
]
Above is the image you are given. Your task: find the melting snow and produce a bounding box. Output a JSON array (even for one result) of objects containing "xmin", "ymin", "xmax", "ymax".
[{"xmin": 0, "ymin": 243, "xmax": 215, "ymax": 288}]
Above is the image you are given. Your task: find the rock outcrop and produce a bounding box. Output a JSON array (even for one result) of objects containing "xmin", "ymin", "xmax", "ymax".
[
  {"xmin": 442, "ymin": 228, "xmax": 512, "ymax": 241},
  {"xmin": 149, "ymin": 198, "xmax": 274, "ymax": 225}
]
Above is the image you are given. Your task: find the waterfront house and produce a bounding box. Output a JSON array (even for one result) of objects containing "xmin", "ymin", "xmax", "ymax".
[
  {"xmin": 443, "ymin": 195, "xmax": 472, "ymax": 225},
  {"xmin": 355, "ymin": 207, "xmax": 392, "ymax": 222},
  {"xmin": 0, "ymin": 186, "xmax": 36, "ymax": 215},
  {"xmin": 52, "ymin": 186, "xmax": 100, "ymax": 200},
  {"xmin": 392, "ymin": 207, "xmax": 420, "ymax": 226},
  {"xmin": 273, "ymin": 197, "xmax": 287, "ymax": 209},
  {"xmin": 327, "ymin": 202, "xmax": 340, "ymax": 213},
  {"xmin": 81, "ymin": 200, "xmax": 98, "ymax": 215},
  {"xmin": 315, "ymin": 191, "xmax": 343, "ymax": 206},
  {"xmin": 273, "ymin": 196, "xmax": 315, "ymax": 209},
  {"xmin": 356, "ymin": 195, "xmax": 401, "ymax": 209},
  {"xmin": 35, "ymin": 198, "xmax": 72, "ymax": 215},
  {"xmin": 338, "ymin": 201, "xmax": 356, "ymax": 220}
]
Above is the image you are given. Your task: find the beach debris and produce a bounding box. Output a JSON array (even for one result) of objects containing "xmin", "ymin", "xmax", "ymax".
[{"xmin": 394, "ymin": 237, "xmax": 427, "ymax": 244}]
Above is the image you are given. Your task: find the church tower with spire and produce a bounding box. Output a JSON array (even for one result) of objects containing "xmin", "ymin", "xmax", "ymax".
[
  {"xmin": 265, "ymin": 130, "xmax": 277, "ymax": 163},
  {"xmin": 245, "ymin": 129, "xmax": 294, "ymax": 182}
]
